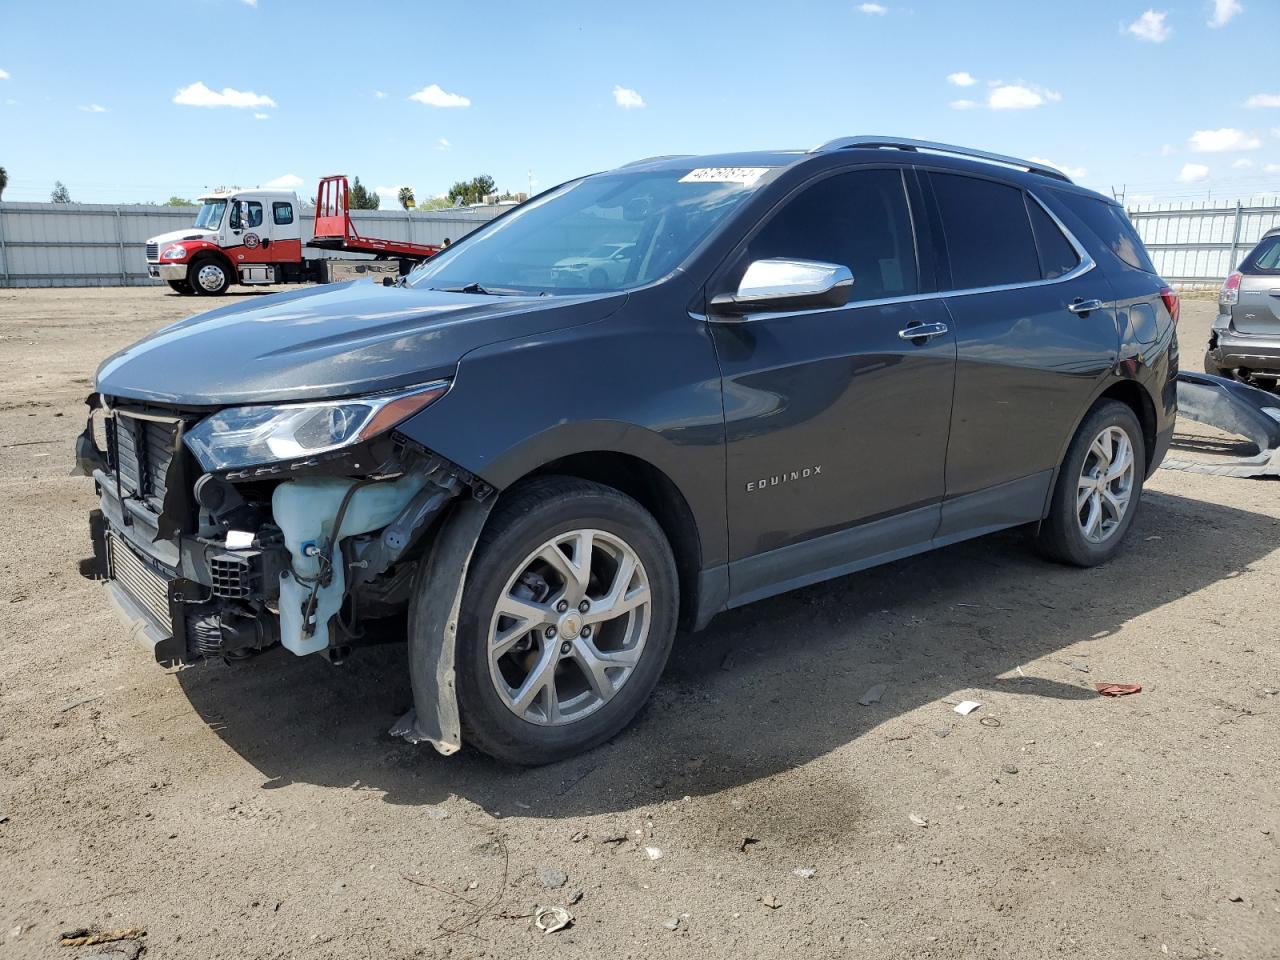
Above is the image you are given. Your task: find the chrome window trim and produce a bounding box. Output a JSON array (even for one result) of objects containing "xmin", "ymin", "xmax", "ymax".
[{"xmin": 702, "ymin": 187, "xmax": 1096, "ymax": 323}]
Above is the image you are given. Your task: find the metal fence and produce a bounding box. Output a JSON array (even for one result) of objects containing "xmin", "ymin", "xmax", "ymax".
[
  {"xmin": 1125, "ymin": 196, "xmax": 1280, "ymax": 288},
  {"xmin": 0, "ymin": 202, "xmax": 503, "ymax": 287}
]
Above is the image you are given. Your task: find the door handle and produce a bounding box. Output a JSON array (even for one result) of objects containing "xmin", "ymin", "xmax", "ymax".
[
  {"xmin": 897, "ymin": 321, "xmax": 949, "ymax": 343},
  {"xmin": 1068, "ymin": 298, "xmax": 1104, "ymax": 315}
]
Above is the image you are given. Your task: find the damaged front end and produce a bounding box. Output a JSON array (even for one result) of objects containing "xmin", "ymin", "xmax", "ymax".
[{"xmin": 75, "ymin": 384, "xmax": 493, "ymax": 755}]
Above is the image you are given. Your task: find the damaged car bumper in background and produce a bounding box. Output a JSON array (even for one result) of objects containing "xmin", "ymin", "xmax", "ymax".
[{"xmin": 74, "ymin": 387, "xmax": 493, "ymax": 755}]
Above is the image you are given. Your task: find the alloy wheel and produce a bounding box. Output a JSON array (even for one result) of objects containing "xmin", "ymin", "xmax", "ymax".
[
  {"xmin": 196, "ymin": 263, "xmax": 226, "ymax": 292},
  {"xmin": 1076, "ymin": 425, "xmax": 1135, "ymax": 543},
  {"xmin": 487, "ymin": 528, "xmax": 651, "ymax": 725}
]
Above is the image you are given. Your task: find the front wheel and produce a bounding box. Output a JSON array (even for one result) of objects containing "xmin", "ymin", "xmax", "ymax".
[
  {"xmin": 452, "ymin": 477, "xmax": 678, "ymax": 765},
  {"xmin": 1037, "ymin": 400, "xmax": 1146, "ymax": 567},
  {"xmin": 189, "ymin": 257, "xmax": 230, "ymax": 296},
  {"xmin": 166, "ymin": 279, "xmax": 195, "ymax": 295}
]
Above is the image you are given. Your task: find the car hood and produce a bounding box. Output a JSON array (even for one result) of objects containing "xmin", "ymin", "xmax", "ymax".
[
  {"xmin": 97, "ymin": 280, "xmax": 624, "ymax": 405},
  {"xmin": 148, "ymin": 227, "xmax": 217, "ymax": 247}
]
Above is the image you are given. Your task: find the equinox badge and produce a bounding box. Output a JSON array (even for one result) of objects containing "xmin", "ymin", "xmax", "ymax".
[{"xmin": 746, "ymin": 465, "xmax": 822, "ymax": 492}]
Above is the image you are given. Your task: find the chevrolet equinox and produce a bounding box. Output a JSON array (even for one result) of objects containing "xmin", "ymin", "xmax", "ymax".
[{"xmin": 78, "ymin": 137, "xmax": 1179, "ymax": 764}]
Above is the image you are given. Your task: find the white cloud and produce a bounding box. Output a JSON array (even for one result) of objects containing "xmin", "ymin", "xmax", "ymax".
[
  {"xmin": 949, "ymin": 99, "xmax": 978, "ymax": 110},
  {"xmin": 264, "ymin": 173, "xmax": 304, "ymax": 189},
  {"xmin": 1178, "ymin": 163, "xmax": 1210, "ymax": 182},
  {"xmin": 1029, "ymin": 156, "xmax": 1087, "ymax": 180},
  {"xmin": 947, "ymin": 71, "xmax": 976, "ymax": 87},
  {"xmin": 1245, "ymin": 93, "xmax": 1280, "ymax": 108},
  {"xmin": 241, "ymin": 0, "xmax": 257, "ymax": 5},
  {"xmin": 0, "ymin": 68, "xmax": 9, "ymax": 80},
  {"xmin": 1266, "ymin": 163, "xmax": 1280, "ymax": 175},
  {"xmin": 408, "ymin": 84, "xmax": 470, "ymax": 108},
  {"xmin": 1126, "ymin": 9, "xmax": 1172, "ymax": 43},
  {"xmin": 1208, "ymin": 0, "xmax": 1242, "ymax": 27},
  {"xmin": 1232, "ymin": 157, "xmax": 1255, "ymax": 168},
  {"xmin": 613, "ymin": 85, "xmax": 645, "ymax": 109},
  {"xmin": 1188, "ymin": 127, "xmax": 1261, "ymax": 152},
  {"xmin": 857, "ymin": 3, "xmax": 888, "ymax": 13},
  {"xmin": 988, "ymin": 84, "xmax": 1060, "ymax": 110},
  {"xmin": 374, "ymin": 90, "xmax": 387, "ymax": 100},
  {"xmin": 253, "ymin": 112, "xmax": 269, "ymax": 120},
  {"xmin": 78, "ymin": 104, "xmax": 107, "ymax": 113},
  {"xmin": 5, "ymin": 98, "xmax": 17, "ymax": 106},
  {"xmin": 173, "ymin": 81, "xmax": 276, "ymax": 109},
  {"xmin": 436, "ymin": 138, "xmax": 451, "ymax": 150},
  {"xmin": 1160, "ymin": 143, "xmax": 1176, "ymax": 156}
]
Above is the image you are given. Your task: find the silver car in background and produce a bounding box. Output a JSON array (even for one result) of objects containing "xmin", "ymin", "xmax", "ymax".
[{"xmin": 1206, "ymin": 228, "xmax": 1280, "ymax": 392}]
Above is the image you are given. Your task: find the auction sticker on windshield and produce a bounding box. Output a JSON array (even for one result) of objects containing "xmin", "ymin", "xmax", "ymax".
[{"xmin": 679, "ymin": 167, "xmax": 771, "ymax": 186}]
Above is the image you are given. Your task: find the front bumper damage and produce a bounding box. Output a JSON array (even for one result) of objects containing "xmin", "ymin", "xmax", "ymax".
[{"xmin": 77, "ymin": 394, "xmax": 495, "ymax": 755}]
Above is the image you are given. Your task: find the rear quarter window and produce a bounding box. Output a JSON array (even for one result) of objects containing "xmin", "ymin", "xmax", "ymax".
[
  {"xmin": 1242, "ymin": 234, "xmax": 1280, "ymax": 274},
  {"xmin": 1057, "ymin": 193, "xmax": 1156, "ymax": 273}
]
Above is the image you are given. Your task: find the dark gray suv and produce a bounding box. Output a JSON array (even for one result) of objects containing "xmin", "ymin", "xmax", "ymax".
[
  {"xmin": 1206, "ymin": 228, "xmax": 1280, "ymax": 390},
  {"xmin": 79, "ymin": 137, "xmax": 1179, "ymax": 763}
]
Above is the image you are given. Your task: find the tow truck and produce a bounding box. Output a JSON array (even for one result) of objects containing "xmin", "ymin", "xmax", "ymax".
[{"xmin": 144, "ymin": 175, "xmax": 441, "ymax": 295}]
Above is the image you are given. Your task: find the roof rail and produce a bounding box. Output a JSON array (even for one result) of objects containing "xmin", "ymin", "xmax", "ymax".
[
  {"xmin": 620, "ymin": 154, "xmax": 695, "ymax": 167},
  {"xmin": 808, "ymin": 136, "xmax": 1072, "ymax": 183}
]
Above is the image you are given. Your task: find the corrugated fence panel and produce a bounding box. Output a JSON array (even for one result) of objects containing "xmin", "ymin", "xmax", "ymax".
[
  {"xmin": 0, "ymin": 202, "xmax": 502, "ymax": 287},
  {"xmin": 1126, "ymin": 196, "xmax": 1280, "ymax": 286}
]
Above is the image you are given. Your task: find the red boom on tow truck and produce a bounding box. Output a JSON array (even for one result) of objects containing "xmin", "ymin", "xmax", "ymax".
[{"xmin": 144, "ymin": 175, "xmax": 441, "ymax": 296}]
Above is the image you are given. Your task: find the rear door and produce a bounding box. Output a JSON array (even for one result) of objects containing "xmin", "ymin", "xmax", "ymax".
[
  {"xmin": 709, "ymin": 166, "xmax": 957, "ymax": 601},
  {"xmin": 1235, "ymin": 233, "xmax": 1280, "ymax": 335},
  {"xmin": 922, "ymin": 170, "xmax": 1118, "ymax": 533}
]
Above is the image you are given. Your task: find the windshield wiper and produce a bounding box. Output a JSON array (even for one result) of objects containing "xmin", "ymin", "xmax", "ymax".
[{"xmin": 436, "ymin": 282, "xmax": 533, "ymax": 297}]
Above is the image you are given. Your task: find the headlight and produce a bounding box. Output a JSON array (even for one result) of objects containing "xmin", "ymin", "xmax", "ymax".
[
  {"xmin": 161, "ymin": 245, "xmax": 188, "ymax": 260},
  {"xmin": 184, "ymin": 381, "xmax": 450, "ymax": 472}
]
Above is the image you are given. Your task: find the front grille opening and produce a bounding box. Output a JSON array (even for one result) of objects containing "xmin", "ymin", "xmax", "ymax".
[
  {"xmin": 105, "ymin": 412, "xmax": 181, "ymax": 513},
  {"xmin": 145, "ymin": 242, "xmax": 159, "ymax": 261},
  {"xmin": 209, "ymin": 553, "xmax": 255, "ymax": 599}
]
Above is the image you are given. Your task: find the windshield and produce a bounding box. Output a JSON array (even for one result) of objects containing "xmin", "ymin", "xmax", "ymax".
[
  {"xmin": 193, "ymin": 200, "xmax": 227, "ymax": 231},
  {"xmin": 407, "ymin": 166, "xmax": 778, "ymax": 294}
]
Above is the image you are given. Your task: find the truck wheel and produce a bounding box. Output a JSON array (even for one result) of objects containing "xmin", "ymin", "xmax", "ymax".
[
  {"xmin": 452, "ymin": 476, "xmax": 678, "ymax": 765},
  {"xmin": 166, "ymin": 280, "xmax": 195, "ymax": 295},
  {"xmin": 189, "ymin": 257, "xmax": 230, "ymax": 296},
  {"xmin": 1036, "ymin": 400, "xmax": 1145, "ymax": 567}
]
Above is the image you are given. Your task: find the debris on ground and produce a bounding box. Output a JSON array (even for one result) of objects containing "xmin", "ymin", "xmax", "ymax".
[
  {"xmin": 567, "ymin": 888, "xmax": 583, "ymax": 906},
  {"xmin": 739, "ymin": 836, "xmax": 760, "ymax": 853},
  {"xmin": 569, "ymin": 829, "xmax": 588, "ymax": 843},
  {"xmin": 534, "ymin": 906, "xmax": 572, "ymax": 934},
  {"xmin": 858, "ymin": 683, "xmax": 886, "ymax": 706},
  {"xmin": 979, "ymin": 717, "xmax": 1002, "ymax": 728},
  {"xmin": 662, "ymin": 916, "xmax": 681, "ymax": 931},
  {"xmin": 1095, "ymin": 682, "xmax": 1143, "ymax": 697},
  {"xmin": 792, "ymin": 867, "xmax": 816, "ymax": 879},
  {"xmin": 58, "ymin": 694, "xmax": 102, "ymax": 713},
  {"xmin": 909, "ymin": 813, "xmax": 929, "ymax": 828},
  {"xmin": 1002, "ymin": 764, "xmax": 1019, "ymax": 775},
  {"xmin": 953, "ymin": 700, "xmax": 982, "ymax": 716},
  {"xmin": 760, "ymin": 895, "xmax": 782, "ymax": 910},
  {"xmin": 645, "ymin": 846, "xmax": 663, "ymax": 861},
  {"xmin": 934, "ymin": 726, "xmax": 951, "ymax": 738},
  {"xmin": 537, "ymin": 866, "xmax": 568, "ymax": 889},
  {"xmin": 58, "ymin": 928, "xmax": 145, "ymax": 948},
  {"xmin": 1070, "ymin": 661, "xmax": 1091, "ymax": 673}
]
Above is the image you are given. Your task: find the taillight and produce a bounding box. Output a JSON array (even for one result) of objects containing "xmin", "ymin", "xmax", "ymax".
[
  {"xmin": 1219, "ymin": 271, "xmax": 1242, "ymax": 306},
  {"xmin": 1159, "ymin": 285, "xmax": 1180, "ymax": 326}
]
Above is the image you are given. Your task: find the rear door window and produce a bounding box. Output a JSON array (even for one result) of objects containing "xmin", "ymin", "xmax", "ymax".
[
  {"xmin": 1026, "ymin": 196, "xmax": 1081, "ymax": 279},
  {"xmin": 1243, "ymin": 235, "xmax": 1280, "ymax": 274},
  {"xmin": 1057, "ymin": 193, "xmax": 1156, "ymax": 273},
  {"xmin": 743, "ymin": 168, "xmax": 919, "ymax": 302},
  {"xmin": 272, "ymin": 202, "xmax": 294, "ymax": 225},
  {"xmin": 929, "ymin": 173, "xmax": 1040, "ymax": 289}
]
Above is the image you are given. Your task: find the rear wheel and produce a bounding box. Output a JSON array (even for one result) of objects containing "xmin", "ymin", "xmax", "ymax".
[
  {"xmin": 189, "ymin": 257, "xmax": 230, "ymax": 296},
  {"xmin": 1204, "ymin": 347, "xmax": 1229, "ymax": 379},
  {"xmin": 1037, "ymin": 400, "xmax": 1145, "ymax": 567},
  {"xmin": 453, "ymin": 477, "xmax": 678, "ymax": 765},
  {"xmin": 166, "ymin": 279, "xmax": 195, "ymax": 295}
]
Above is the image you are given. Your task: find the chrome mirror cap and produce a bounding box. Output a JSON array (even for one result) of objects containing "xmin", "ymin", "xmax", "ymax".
[{"xmin": 710, "ymin": 258, "xmax": 854, "ymax": 318}]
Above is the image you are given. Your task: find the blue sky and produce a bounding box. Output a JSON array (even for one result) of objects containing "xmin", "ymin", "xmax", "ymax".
[{"xmin": 2, "ymin": 0, "xmax": 1279, "ymax": 206}]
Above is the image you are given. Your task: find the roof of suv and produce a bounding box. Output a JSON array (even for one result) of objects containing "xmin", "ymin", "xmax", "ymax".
[{"xmin": 621, "ymin": 139, "xmax": 1115, "ymax": 204}]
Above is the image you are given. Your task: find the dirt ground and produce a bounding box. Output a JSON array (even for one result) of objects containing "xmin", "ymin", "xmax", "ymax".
[{"xmin": 0, "ymin": 286, "xmax": 1276, "ymax": 960}]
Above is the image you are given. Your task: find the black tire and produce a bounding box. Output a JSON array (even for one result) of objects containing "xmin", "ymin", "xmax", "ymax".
[
  {"xmin": 454, "ymin": 476, "xmax": 678, "ymax": 765},
  {"xmin": 588, "ymin": 267, "xmax": 608, "ymax": 288},
  {"xmin": 188, "ymin": 256, "xmax": 230, "ymax": 296},
  {"xmin": 1203, "ymin": 347, "xmax": 1228, "ymax": 379},
  {"xmin": 1037, "ymin": 400, "xmax": 1146, "ymax": 567},
  {"xmin": 166, "ymin": 280, "xmax": 195, "ymax": 295}
]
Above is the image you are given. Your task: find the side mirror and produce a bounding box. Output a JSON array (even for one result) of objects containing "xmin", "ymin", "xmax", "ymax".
[{"xmin": 709, "ymin": 258, "xmax": 854, "ymax": 318}]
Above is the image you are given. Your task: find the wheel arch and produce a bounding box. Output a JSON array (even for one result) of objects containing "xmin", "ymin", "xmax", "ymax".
[
  {"xmin": 188, "ymin": 249, "xmax": 236, "ymax": 286},
  {"xmin": 511, "ymin": 450, "xmax": 705, "ymax": 632},
  {"xmin": 1096, "ymin": 378, "xmax": 1158, "ymax": 475}
]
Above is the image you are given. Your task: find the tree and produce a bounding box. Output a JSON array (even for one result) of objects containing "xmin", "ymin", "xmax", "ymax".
[
  {"xmin": 415, "ymin": 195, "xmax": 454, "ymax": 211},
  {"xmin": 347, "ymin": 176, "xmax": 380, "ymax": 210},
  {"xmin": 446, "ymin": 174, "xmax": 497, "ymax": 206},
  {"xmin": 164, "ymin": 195, "xmax": 194, "ymax": 206},
  {"xmin": 0, "ymin": 166, "xmax": 7, "ymax": 201},
  {"xmin": 50, "ymin": 181, "xmax": 72, "ymax": 203},
  {"xmin": 397, "ymin": 186, "xmax": 415, "ymax": 211}
]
